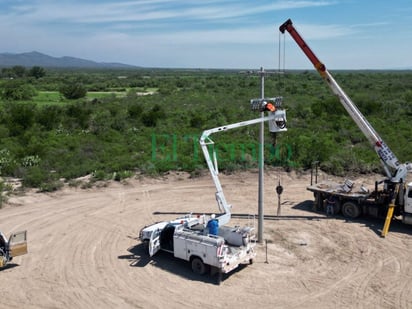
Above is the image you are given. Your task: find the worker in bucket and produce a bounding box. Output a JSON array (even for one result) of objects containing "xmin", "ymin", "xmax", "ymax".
[{"xmin": 207, "ymin": 214, "xmax": 219, "ymax": 235}]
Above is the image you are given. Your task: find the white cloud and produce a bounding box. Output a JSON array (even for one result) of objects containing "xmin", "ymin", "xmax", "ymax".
[
  {"xmin": 291, "ymin": 22, "xmax": 355, "ymax": 40},
  {"xmin": 0, "ymin": 0, "xmax": 335, "ymax": 25},
  {"xmin": 0, "ymin": 1, "xmax": 410, "ymax": 69}
]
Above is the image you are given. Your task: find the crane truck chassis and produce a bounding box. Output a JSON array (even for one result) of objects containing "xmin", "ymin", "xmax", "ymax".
[
  {"xmin": 307, "ymin": 167, "xmax": 412, "ymax": 224},
  {"xmin": 279, "ymin": 19, "xmax": 412, "ymax": 235},
  {"xmin": 0, "ymin": 230, "xmax": 28, "ymax": 268},
  {"xmin": 139, "ymin": 99, "xmax": 287, "ymax": 279}
]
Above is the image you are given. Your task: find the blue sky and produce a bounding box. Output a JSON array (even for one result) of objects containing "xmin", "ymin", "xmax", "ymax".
[{"xmin": 0, "ymin": 0, "xmax": 411, "ymax": 69}]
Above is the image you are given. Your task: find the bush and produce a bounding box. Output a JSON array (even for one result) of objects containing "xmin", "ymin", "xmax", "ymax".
[
  {"xmin": 59, "ymin": 82, "xmax": 87, "ymax": 99},
  {"xmin": 0, "ymin": 149, "xmax": 16, "ymax": 175},
  {"xmin": 28, "ymin": 66, "xmax": 46, "ymax": 79},
  {"xmin": 91, "ymin": 170, "xmax": 110, "ymax": 181},
  {"xmin": 113, "ymin": 170, "xmax": 134, "ymax": 181},
  {"xmin": 141, "ymin": 104, "xmax": 166, "ymax": 127},
  {"xmin": 0, "ymin": 179, "xmax": 4, "ymax": 208},
  {"xmin": 128, "ymin": 103, "xmax": 143, "ymax": 118},
  {"xmin": 22, "ymin": 166, "xmax": 49, "ymax": 188},
  {"xmin": 39, "ymin": 180, "xmax": 64, "ymax": 192},
  {"xmin": 1, "ymin": 80, "xmax": 37, "ymax": 100}
]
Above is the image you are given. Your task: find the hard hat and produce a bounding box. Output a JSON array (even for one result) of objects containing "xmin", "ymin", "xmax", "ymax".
[{"xmin": 211, "ymin": 214, "xmax": 216, "ymax": 219}]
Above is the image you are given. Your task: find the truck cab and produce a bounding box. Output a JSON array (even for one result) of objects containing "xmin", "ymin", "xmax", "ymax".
[{"xmin": 148, "ymin": 222, "xmax": 181, "ymax": 257}]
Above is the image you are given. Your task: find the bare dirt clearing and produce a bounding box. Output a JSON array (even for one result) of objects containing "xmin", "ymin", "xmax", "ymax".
[{"xmin": 0, "ymin": 170, "xmax": 411, "ymax": 309}]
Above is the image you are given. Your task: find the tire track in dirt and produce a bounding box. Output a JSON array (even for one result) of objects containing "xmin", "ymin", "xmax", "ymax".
[
  {"xmin": 381, "ymin": 234, "xmax": 412, "ymax": 309},
  {"xmin": 264, "ymin": 219, "xmax": 363, "ymax": 308},
  {"xmin": 0, "ymin": 172, "xmax": 411, "ymax": 309}
]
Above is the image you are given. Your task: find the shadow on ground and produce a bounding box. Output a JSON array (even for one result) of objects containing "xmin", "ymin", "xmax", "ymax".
[
  {"xmin": 153, "ymin": 199, "xmax": 412, "ymax": 237},
  {"xmin": 0, "ymin": 263, "xmax": 18, "ymax": 271},
  {"xmin": 292, "ymin": 199, "xmax": 412, "ymax": 237},
  {"xmin": 119, "ymin": 242, "xmax": 233, "ymax": 285}
]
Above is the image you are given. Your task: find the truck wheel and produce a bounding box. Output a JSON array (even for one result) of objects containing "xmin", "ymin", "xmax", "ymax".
[
  {"xmin": 333, "ymin": 201, "xmax": 341, "ymax": 215},
  {"xmin": 191, "ymin": 257, "xmax": 207, "ymax": 275},
  {"xmin": 341, "ymin": 201, "xmax": 361, "ymax": 219}
]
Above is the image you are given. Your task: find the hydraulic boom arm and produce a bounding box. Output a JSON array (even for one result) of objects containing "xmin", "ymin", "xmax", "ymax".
[
  {"xmin": 200, "ymin": 102, "xmax": 287, "ymax": 226},
  {"xmin": 280, "ymin": 19, "xmax": 410, "ymax": 182}
]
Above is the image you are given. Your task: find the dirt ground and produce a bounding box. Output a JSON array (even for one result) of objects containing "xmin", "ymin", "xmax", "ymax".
[{"xmin": 0, "ymin": 169, "xmax": 411, "ymax": 309}]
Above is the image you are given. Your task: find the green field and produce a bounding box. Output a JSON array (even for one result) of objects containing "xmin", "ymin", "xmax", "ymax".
[{"xmin": 31, "ymin": 88, "xmax": 158, "ymax": 106}]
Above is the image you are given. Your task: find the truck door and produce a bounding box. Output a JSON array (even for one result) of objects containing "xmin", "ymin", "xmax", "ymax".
[
  {"xmin": 8, "ymin": 230, "xmax": 28, "ymax": 258},
  {"xmin": 404, "ymin": 183, "xmax": 412, "ymax": 215},
  {"xmin": 148, "ymin": 228, "xmax": 161, "ymax": 257}
]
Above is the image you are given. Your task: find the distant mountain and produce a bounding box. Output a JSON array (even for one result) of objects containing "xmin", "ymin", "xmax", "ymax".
[{"xmin": 0, "ymin": 51, "xmax": 138, "ymax": 69}]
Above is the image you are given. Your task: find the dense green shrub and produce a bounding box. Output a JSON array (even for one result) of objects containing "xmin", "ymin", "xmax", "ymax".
[
  {"xmin": 0, "ymin": 180, "xmax": 3, "ymax": 208},
  {"xmin": 59, "ymin": 82, "xmax": 87, "ymax": 99},
  {"xmin": 141, "ymin": 104, "xmax": 166, "ymax": 127},
  {"xmin": 22, "ymin": 166, "xmax": 49, "ymax": 188},
  {"xmin": 1, "ymin": 80, "xmax": 37, "ymax": 100},
  {"xmin": 28, "ymin": 66, "xmax": 46, "ymax": 79},
  {"xmin": 3, "ymin": 103, "xmax": 37, "ymax": 136}
]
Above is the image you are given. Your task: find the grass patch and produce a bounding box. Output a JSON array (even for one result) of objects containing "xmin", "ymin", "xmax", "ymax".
[
  {"xmin": 31, "ymin": 90, "xmax": 130, "ymax": 105},
  {"xmin": 30, "ymin": 88, "xmax": 158, "ymax": 106},
  {"xmin": 33, "ymin": 91, "xmax": 62, "ymax": 105}
]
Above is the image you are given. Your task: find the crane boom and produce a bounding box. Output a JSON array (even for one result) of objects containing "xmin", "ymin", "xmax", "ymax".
[{"xmin": 279, "ymin": 19, "xmax": 409, "ymax": 182}]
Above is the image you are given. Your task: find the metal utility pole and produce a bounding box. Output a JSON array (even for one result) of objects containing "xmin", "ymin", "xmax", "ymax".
[
  {"xmin": 258, "ymin": 67, "xmax": 265, "ymax": 243},
  {"xmin": 250, "ymin": 68, "xmax": 287, "ymax": 243}
]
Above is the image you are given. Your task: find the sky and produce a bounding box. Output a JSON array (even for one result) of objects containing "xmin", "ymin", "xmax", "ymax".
[{"xmin": 0, "ymin": 0, "xmax": 411, "ymax": 70}]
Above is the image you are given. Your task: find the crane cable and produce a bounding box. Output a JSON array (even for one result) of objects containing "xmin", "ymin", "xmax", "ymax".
[
  {"xmin": 276, "ymin": 29, "xmax": 286, "ymax": 94},
  {"xmin": 277, "ymin": 30, "xmax": 286, "ymax": 74},
  {"xmin": 271, "ymin": 29, "xmax": 286, "ymax": 149}
]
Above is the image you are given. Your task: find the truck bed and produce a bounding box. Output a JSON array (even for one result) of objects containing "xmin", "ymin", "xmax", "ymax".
[{"xmin": 307, "ymin": 181, "xmax": 371, "ymax": 199}]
